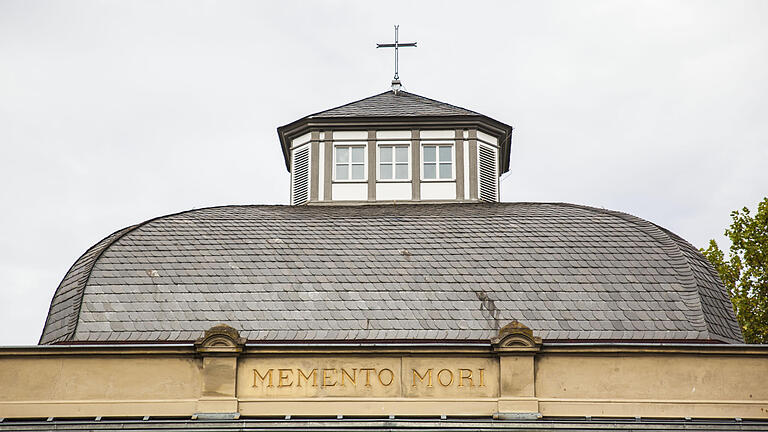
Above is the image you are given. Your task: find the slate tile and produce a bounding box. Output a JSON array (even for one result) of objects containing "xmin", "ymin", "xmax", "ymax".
[{"xmin": 43, "ymin": 203, "xmax": 742, "ymax": 345}]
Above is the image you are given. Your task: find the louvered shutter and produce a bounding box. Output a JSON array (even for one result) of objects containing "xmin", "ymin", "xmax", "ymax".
[
  {"xmin": 477, "ymin": 143, "xmax": 498, "ymax": 202},
  {"xmin": 291, "ymin": 145, "xmax": 310, "ymax": 205}
]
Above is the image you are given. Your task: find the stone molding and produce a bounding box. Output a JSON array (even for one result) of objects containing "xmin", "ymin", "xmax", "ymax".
[
  {"xmin": 491, "ymin": 320, "xmax": 543, "ymax": 353},
  {"xmin": 1, "ymin": 339, "xmax": 768, "ymax": 420},
  {"xmin": 194, "ymin": 324, "xmax": 246, "ymax": 356}
]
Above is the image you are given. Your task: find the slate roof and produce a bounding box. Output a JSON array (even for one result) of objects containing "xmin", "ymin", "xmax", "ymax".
[
  {"xmin": 39, "ymin": 203, "xmax": 743, "ymax": 345},
  {"xmin": 276, "ymin": 91, "xmax": 514, "ymax": 172},
  {"xmin": 307, "ymin": 91, "xmax": 482, "ymax": 118}
]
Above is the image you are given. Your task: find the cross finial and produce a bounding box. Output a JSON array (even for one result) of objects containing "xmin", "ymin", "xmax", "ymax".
[{"xmin": 377, "ymin": 25, "xmax": 417, "ymax": 94}]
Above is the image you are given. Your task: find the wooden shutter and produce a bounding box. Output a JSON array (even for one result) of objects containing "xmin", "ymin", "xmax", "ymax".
[
  {"xmin": 291, "ymin": 145, "xmax": 310, "ymax": 205},
  {"xmin": 477, "ymin": 143, "xmax": 498, "ymax": 202}
]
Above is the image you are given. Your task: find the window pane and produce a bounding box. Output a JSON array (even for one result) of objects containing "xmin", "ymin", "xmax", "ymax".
[
  {"xmin": 380, "ymin": 164, "xmax": 393, "ymax": 179},
  {"xmin": 423, "ymin": 163, "xmax": 436, "ymax": 179},
  {"xmin": 395, "ymin": 146, "xmax": 408, "ymax": 163},
  {"xmin": 380, "ymin": 146, "xmax": 392, "ymax": 163},
  {"xmin": 351, "ymin": 164, "xmax": 365, "ymax": 180},
  {"xmin": 336, "ymin": 147, "xmax": 349, "ymax": 163},
  {"xmin": 423, "ymin": 146, "xmax": 436, "ymax": 162},
  {"xmin": 395, "ymin": 163, "xmax": 408, "ymax": 180},
  {"xmin": 439, "ymin": 146, "xmax": 452, "ymax": 162},
  {"xmin": 351, "ymin": 147, "xmax": 365, "ymax": 163},
  {"xmin": 336, "ymin": 164, "xmax": 348, "ymax": 180},
  {"xmin": 439, "ymin": 162, "xmax": 452, "ymax": 179}
]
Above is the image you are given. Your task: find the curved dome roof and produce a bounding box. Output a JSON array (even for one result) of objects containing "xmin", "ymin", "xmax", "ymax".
[{"xmin": 40, "ymin": 203, "xmax": 742, "ymax": 345}]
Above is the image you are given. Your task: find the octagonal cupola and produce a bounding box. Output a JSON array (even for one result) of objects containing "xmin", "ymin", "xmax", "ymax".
[{"xmin": 277, "ymin": 90, "xmax": 513, "ymax": 205}]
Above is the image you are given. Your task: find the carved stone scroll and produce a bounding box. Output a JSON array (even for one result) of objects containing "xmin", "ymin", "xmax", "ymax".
[
  {"xmin": 491, "ymin": 320, "xmax": 542, "ymax": 353},
  {"xmin": 194, "ymin": 323, "xmax": 246, "ymax": 356}
]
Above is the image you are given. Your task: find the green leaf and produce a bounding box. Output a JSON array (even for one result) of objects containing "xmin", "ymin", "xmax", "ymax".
[{"xmin": 701, "ymin": 197, "xmax": 768, "ymax": 343}]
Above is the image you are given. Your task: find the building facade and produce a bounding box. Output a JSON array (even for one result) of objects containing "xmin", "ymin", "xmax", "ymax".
[{"xmin": 1, "ymin": 88, "xmax": 767, "ymax": 431}]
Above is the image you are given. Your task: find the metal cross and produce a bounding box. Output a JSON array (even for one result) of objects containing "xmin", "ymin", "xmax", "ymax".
[{"xmin": 376, "ymin": 25, "xmax": 417, "ymax": 81}]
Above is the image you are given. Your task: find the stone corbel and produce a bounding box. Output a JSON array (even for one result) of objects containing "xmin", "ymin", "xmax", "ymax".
[
  {"xmin": 194, "ymin": 324, "xmax": 245, "ymax": 419},
  {"xmin": 491, "ymin": 320, "xmax": 542, "ymax": 353},
  {"xmin": 492, "ymin": 320, "xmax": 542, "ymax": 419},
  {"xmin": 194, "ymin": 323, "xmax": 246, "ymax": 356}
]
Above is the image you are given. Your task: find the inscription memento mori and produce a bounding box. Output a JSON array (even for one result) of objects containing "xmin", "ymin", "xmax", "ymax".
[
  {"xmin": 239, "ymin": 356, "xmax": 498, "ymax": 398},
  {"xmin": 253, "ymin": 367, "xmax": 397, "ymax": 388}
]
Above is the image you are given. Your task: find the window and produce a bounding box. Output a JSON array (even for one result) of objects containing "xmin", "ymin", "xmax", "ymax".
[
  {"xmin": 422, "ymin": 144, "xmax": 453, "ymax": 180},
  {"xmin": 334, "ymin": 145, "xmax": 366, "ymax": 181},
  {"xmin": 378, "ymin": 144, "xmax": 410, "ymax": 181}
]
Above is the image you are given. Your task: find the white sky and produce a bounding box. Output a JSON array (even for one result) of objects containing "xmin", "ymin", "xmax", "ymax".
[{"xmin": 1, "ymin": 1, "xmax": 766, "ymax": 345}]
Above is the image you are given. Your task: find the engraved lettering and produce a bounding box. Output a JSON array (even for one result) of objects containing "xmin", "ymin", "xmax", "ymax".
[
  {"xmin": 253, "ymin": 368, "xmax": 274, "ymax": 387},
  {"xmin": 458, "ymin": 368, "xmax": 473, "ymax": 387},
  {"xmin": 322, "ymin": 368, "xmax": 337, "ymax": 387},
  {"xmin": 377, "ymin": 368, "xmax": 394, "ymax": 386},
  {"xmin": 278, "ymin": 368, "xmax": 293, "ymax": 387},
  {"xmin": 341, "ymin": 368, "xmax": 356, "ymax": 386},
  {"xmin": 253, "ymin": 364, "xmax": 486, "ymax": 391},
  {"xmin": 437, "ymin": 368, "xmax": 453, "ymax": 386},
  {"xmin": 359, "ymin": 368, "xmax": 375, "ymax": 387},
  {"xmin": 412, "ymin": 368, "xmax": 433, "ymax": 387},
  {"xmin": 297, "ymin": 368, "xmax": 317, "ymax": 387}
]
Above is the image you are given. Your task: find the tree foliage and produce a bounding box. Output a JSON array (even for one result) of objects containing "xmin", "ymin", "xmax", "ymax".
[{"xmin": 701, "ymin": 197, "xmax": 768, "ymax": 344}]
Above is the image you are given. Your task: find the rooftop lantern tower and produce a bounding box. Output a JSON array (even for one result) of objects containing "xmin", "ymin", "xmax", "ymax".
[{"xmin": 278, "ymin": 26, "xmax": 513, "ymax": 205}]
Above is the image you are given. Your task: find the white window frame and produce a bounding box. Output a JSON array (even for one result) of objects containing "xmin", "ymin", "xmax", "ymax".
[
  {"xmin": 333, "ymin": 142, "xmax": 367, "ymax": 182},
  {"xmin": 376, "ymin": 142, "xmax": 411, "ymax": 182},
  {"xmin": 420, "ymin": 141, "xmax": 455, "ymax": 181}
]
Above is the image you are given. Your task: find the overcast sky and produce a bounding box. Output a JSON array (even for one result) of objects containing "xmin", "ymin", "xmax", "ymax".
[{"xmin": 1, "ymin": 1, "xmax": 766, "ymax": 345}]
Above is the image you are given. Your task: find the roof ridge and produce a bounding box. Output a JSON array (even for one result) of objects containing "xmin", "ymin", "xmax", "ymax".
[
  {"xmin": 394, "ymin": 91, "xmax": 482, "ymax": 116},
  {"xmin": 652, "ymin": 224, "xmax": 743, "ymax": 343},
  {"xmin": 65, "ymin": 223, "xmax": 144, "ymax": 342},
  {"xmin": 305, "ymin": 90, "xmax": 392, "ymax": 118},
  {"xmin": 39, "ymin": 223, "xmax": 138, "ymax": 344},
  {"xmin": 307, "ymin": 90, "xmax": 480, "ymax": 118},
  {"xmin": 41, "ymin": 205, "xmax": 238, "ymax": 344},
  {"xmin": 554, "ymin": 203, "xmax": 712, "ymax": 338}
]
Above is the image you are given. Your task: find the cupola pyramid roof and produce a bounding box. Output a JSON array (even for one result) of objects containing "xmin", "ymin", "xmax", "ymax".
[
  {"xmin": 276, "ymin": 90, "xmax": 513, "ymax": 172},
  {"xmin": 306, "ymin": 90, "xmax": 482, "ymax": 118}
]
